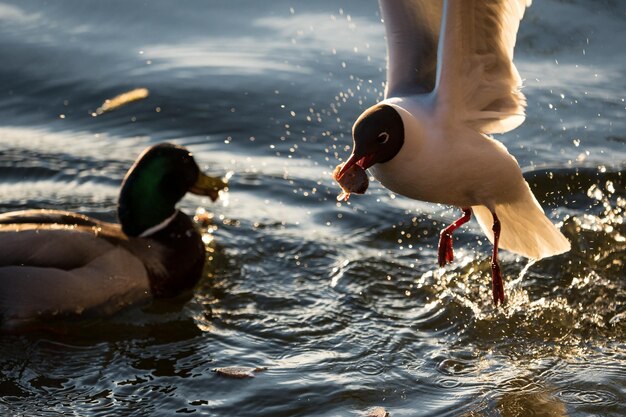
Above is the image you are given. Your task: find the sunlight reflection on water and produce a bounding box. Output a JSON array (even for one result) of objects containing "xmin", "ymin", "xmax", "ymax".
[{"xmin": 0, "ymin": 0, "xmax": 624, "ymax": 416}]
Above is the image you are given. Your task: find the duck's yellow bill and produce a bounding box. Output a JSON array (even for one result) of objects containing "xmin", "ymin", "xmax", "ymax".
[{"xmin": 190, "ymin": 172, "xmax": 227, "ymax": 202}]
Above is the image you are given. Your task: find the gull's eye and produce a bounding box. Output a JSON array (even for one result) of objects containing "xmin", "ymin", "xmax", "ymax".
[{"xmin": 377, "ymin": 132, "xmax": 389, "ymax": 144}]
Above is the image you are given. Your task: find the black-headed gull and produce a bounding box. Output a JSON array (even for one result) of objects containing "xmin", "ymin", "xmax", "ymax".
[{"xmin": 337, "ymin": 0, "xmax": 571, "ymax": 305}]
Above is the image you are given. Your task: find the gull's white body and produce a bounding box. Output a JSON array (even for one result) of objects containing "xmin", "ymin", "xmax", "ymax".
[
  {"xmin": 371, "ymin": 96, "xmax": 523, "ymax": 209},
  {"xmin": 368, "ymin": 0, "xmax": 570, "ymax": 260}
]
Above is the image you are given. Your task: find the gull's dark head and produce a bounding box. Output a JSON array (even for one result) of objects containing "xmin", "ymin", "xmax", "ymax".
[{"xmin": 338, "ymin": 104, "xmax": 404, "ymax": 179}]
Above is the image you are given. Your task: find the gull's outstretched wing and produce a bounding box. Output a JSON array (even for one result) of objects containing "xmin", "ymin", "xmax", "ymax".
[
  {"xmin": 380, "ymin": 0, "xmax": 443, "ymax": 98},
  {"xmin": 435, "ymin": 0, "xmax": 531, "ymax": 134}
]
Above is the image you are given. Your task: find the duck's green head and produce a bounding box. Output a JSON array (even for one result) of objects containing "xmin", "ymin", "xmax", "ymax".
[{"xmin": 118, "ymin": 143, "xmax": 226, "ymax": 237}]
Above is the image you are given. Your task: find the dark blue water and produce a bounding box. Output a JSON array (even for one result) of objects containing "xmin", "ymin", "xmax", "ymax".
[{"xmin": 0, "ymin": 1, "xmax": 624, "ymax": 416}]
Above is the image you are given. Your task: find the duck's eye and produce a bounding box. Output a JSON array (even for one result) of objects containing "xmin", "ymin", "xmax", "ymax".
[{"xmin": 377, "ymin": 132, "xmax": 389, "ymax": 144}]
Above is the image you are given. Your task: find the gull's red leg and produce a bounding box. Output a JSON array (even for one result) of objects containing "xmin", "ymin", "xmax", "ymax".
[
  {"xmin": 438, "ymin": 208, "xmax": 472, "ymax": 267},
  {"xmin": 491, "ymin": 212, "xmax": 505, "ymax": 305}
]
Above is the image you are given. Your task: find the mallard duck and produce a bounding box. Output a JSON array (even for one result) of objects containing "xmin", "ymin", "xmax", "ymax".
[{"xmin": 0, "ymin": 143, "xmax": 226, "ymax": 328}]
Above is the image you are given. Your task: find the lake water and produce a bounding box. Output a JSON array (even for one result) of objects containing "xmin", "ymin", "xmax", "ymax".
[{"xmin": 0, "ymin": 0, "xmax": 624, "ymax": 416}]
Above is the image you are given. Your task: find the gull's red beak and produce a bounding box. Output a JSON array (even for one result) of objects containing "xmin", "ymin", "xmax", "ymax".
[{"xmin": 336, "ymin": 153, "xmax": 376, "ymax": 179}]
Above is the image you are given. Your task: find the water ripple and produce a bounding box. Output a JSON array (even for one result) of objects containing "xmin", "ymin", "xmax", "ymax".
[
  {"xmin": 436, "ymin": 378, "xmax": 461, "ymax": 389},
  {"xmin": 436, "ymin": 358, "xmax": 477, "ymax": 377},
  {"xmin": 0, "ymin": 0, "xmax": 625, "ymax": 415},
  {"xmin": 556, "ymin": 388, "xmax": 619, "ymax": 406},
  {"xmin": 356, "ymin": 358, "xmax": 387, "ymax": 376}
]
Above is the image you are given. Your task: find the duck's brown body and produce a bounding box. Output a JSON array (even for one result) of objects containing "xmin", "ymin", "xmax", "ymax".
[
  {"xmin": 0, "ymin": 143, "xmax": 225, "ymax": 329},
  {"xmin": 0, "ymin": 209, "xmax": 205, "ymax": 327}
]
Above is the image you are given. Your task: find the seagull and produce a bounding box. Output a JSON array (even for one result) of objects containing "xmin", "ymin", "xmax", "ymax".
[{"xmin": 337, "ymin": 0, "xmax": 571, "ymax": 304}]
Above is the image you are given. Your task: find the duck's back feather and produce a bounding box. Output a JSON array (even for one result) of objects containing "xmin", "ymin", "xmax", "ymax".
[
  {"xmin": 0, "ymin": 209, "xmax": 102, "ymax": 227},
  {"xmin": 0, "ymin": 246, "xmax": 151, "ymax": 326},
  {"xmin": 0, "ymin": 213, "xmax": 152, "ymax": 326}
]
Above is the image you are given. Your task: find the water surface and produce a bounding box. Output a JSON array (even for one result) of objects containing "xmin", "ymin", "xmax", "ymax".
[{"xmin": 0, "ymin": 1, "xmax": 624, "ymax": 416}]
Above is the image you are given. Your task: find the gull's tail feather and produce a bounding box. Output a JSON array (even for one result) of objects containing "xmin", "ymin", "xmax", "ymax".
[{"xmin": 472, "ymin": 184, "xmax": 570, "ymax": 260}]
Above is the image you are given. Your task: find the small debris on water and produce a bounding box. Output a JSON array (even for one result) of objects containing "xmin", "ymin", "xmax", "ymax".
[
  {"xmin": 365, "ymin": 407, "xmax": 389, "ymax": 417},
  {"xmin": 95, "ymin": 87, "xmax": 149, "ymax": 115},
  {"xmin": 213, "ymin": 366, "xmax": 267, "ymax": 378}
]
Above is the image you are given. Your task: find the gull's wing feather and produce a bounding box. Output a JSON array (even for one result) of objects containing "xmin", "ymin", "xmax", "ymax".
[
  {"xmin": 380, "ymin": 0, "xmax": 443, "ymax": 98},
  {"xmin": 435, "ymin": 0, "xmax": 531, "ymax": 134}
]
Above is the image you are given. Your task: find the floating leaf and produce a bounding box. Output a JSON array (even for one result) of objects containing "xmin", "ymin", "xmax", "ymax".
[
  {"xmin": 213, "ymin": 366, "xmax": 267, "ymax": 379},
  {"xmin": 365, "ymin": 407, "xmax": 389, "ymax": 417},
  {"xmin": 95, "ymin": 88, "xmax": 149, "ymax": 115}
]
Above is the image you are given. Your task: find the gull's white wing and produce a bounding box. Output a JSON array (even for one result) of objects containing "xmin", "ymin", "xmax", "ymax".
[
  {"xmin": 435, "ymin": 0, "xmax": 531, "ymax": 134},
  {"xmin": 380, "ymin": 0, "xmax": 443, "ymax": 98}
]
